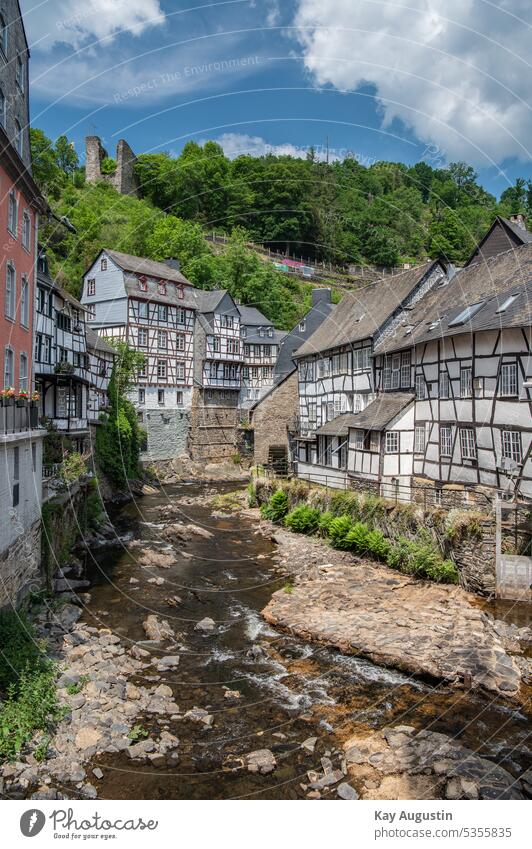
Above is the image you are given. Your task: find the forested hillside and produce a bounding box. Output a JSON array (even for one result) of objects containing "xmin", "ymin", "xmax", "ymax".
[{"xmin": 31, "ymin": 128, "xmax": 531, "ymax": 328}]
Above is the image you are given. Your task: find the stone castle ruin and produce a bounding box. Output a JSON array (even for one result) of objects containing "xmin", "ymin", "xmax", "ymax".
[{"xmin": 85, "ymin": 136, "xmax": 140, "ymax": 197}]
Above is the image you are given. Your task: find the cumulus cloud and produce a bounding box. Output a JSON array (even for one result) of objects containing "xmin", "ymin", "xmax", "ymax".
[
  {"xmin": 292, "ymin": 0, "xmax": 532, "ymax": 164},
  {"xmin": 21, "ymin": 0, "xmax": 165, "ymax": 50},
  {"xmin": 215, "ymin": 132, "xmax": 354, "ymax": 161}
]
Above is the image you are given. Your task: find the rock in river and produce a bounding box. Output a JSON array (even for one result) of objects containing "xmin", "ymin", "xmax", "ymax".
[
  {"xmin": 246, "ymin": 749, "xmax": 277, "ymax": 775},
  {"xmin": 143, "ymin": 615, "xmax": 175, "ymax": 642},
  {"xmin": 195, "ymin": 617, "xmax": 216, "ymax": 633}
]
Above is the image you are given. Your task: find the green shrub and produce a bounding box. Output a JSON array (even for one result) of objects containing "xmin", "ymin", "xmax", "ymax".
[
  {"xmin": 317, "ymin": 510, "xmax": 334, "ymax": 536},
  {"xmin": 329, "ymin": 491, "xmax": 360, "ymax": 519},
  {"xmin": 425, "ymin": 559, "xmax": 459, "ymax": 583},
  {"xmin": 284, "ymin": 505, "xmax": 321, "ymax": 534},
  {"xmin": 0, "ymin": 666, "xmax": 62, "ymax": 762},
  {"xmin": 366, "ymin": 529, "xmax": 392, "ymax": 561},
  {"xmin": 59, "ymin": 451, "xmax": 87, "ymax": 485},
  {"xmin": 0, "ymin": 611, "xmax": 46, "ymax": 696},
  {"xmin": 327, "ymin": 515, "xmax": 353, "ymax": 549},
  {"xmin": 247, "ymin": 481, "xmax": 258, "ymax": 508},
  {"xmin": 128, "ymin": 723, "xmax": 149, "ymax": 741},
  {"xmin": 344, "ymin": 521, "xmax": 370, "ymax": 554},
  {"xmin": 260, "ymin": 489, "xmax": 290, "ymax": 523}
]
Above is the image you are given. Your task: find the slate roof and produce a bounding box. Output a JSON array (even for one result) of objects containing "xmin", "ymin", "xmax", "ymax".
[
  {"xmin": 105, "ymin": 249, "xmax": 193, "ymax": 286},
  {"xmin": 123, "ymin": 278, "xmax": 200, "ymax": 310},
  {"xmin": 237, "ymin": 305, "xmax": 271, "ymax": 326},
  {"xmin": 500, "ymin": 217, "xmax": 532, "ymax": 245},
  {"xmin": 345, "ymin": 393, "xmax": 414, "ymax": 432},
  {"xmin": 245, "ymin": 329, "xmax": 286, "ymax": 345},
  {"xmin": 315, "ymin": 413, "xmax": 362, "ymax": 437},
  {"xmin": 274, "ymin": 289, "xmax": 335, "ymax": 380},
  {"xmin": 294, "ymin": 261, "xmax": 442, "ymax": 359},
  {"xmin": 376, "ymin": 245, "xmax": 532, "ymax": 353},
  {"xmin": 85, "ymin": 328, "xmax": 117, "ymax": 356}
]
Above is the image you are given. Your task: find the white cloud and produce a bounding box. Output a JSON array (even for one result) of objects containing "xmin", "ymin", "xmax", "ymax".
[
  {"xmin": 292, "ymin": 0, "xmax": 532, "ymax": 164},
  {"xmin": 215, "ymin": 132, "xmax": 353, "ymax": 161},
  {"xmin": 21, "ymin": 0, "xmax": 165, "ymax": 50}
]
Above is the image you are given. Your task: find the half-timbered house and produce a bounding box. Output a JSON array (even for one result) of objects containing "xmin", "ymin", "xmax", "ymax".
[
  {"xmin": 237, "ymin": 305, "xmax": 286, "ymax": 407},
  {"xmin": 34, "ymin": 251, "xmax": 90, "ymax": 452},
  {"xmin": 466, "ymin": 215, "xmax": 532, "ymax": 266},
  {"xmin": 368, "ymin": 245, "xmax": 532, "ymax": 503},
  {"xmin": 294, "ymin": 261, "xmax": 446, "ymax": 484},
  {"xmin": 86, "ymin": 328, "xmax": 115, "ymax": 425},
  {"xmin": 189, "ymin": 290, "xmax": 244, "ymax": 462},
  {"xmin": 81, "ymin": 249, "xmax": 198, "ymax": 459}
]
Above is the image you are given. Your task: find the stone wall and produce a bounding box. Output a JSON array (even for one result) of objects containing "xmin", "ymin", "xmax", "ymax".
[
  {"xmin": 251, "ymin": 371, "xmax": 298, "ymax": 466},
  {"xmin": 85, "ymin": 136, "xmax": 140, "ymax": 198},
  {"xmin": 411, "ymin": 476, "xmax": 494, "ymax": 511},
  {"xmin": 41, "ymin": 480, "xmax": 92, "ymax": 590},
  {"xmin": 349, "ymin": 476, "xmax": 381, "ymax": 497},
  {"xmin": 0, "ymin": 519, "xmax": 41, "ymax": 610},
  {"xmin": 188, "ymin": 388, "xmax": 240, "ymax": 462},
  {"xmin": 142, "ymin": 408, "xmax": 190, "ymax": 462}
]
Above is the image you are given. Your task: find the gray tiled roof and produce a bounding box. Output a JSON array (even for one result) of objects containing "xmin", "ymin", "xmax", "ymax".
[
  {"xmin": 344, "ymin": 392, "xmax": 415, "ymax": 431},
  {"xmin": 106, "ymin": 249, "xmax": 192, "ymax": 286},
  {"xmin": 315, "ymin": 413, "xmax": 363, "ymax": 437},
  {"xmin": 86, "ymin": 328, "xmax": 117, "ymax": 355},
  {"xmin": 294, "ymin": 261, "xmax": 441, "ymax": 358},
  {"xmin": 376, "ymin": 244, "xmax": 532, "ymax": 353},
  {"xmin": 237, "ymin": 305, "xmax": 271, "ymax": 326},
  {"xmin": 274, "ymin": 290, "xmax": 335, "ymax": 379}
]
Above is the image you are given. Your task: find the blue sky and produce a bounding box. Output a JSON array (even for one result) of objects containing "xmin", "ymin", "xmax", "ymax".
[{"xmin": 21, "ymin": 0, "xmax": 532, "ymax": 197}]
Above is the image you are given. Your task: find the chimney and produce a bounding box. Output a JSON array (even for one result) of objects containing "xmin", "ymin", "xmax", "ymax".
[
  {"xmin": 510, "ymin": 213, "xmax": 527, "ymax": 231},
  {"xmin": 164, "ymin": 258, "xmax": 181, "ymax": 271},
  {"xmin": 312, "ymin": 288, "xmax": 332, "ymax": 306}
]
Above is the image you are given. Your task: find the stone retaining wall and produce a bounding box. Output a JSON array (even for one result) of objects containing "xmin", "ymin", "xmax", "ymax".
[{"xmin": 0, "ymin": 519, "xmax": 41, "ymax": 609}]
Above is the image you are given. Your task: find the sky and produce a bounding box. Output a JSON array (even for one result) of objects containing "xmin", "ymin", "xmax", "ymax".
[{"xmin": 20, "ymin": 0, "xmax": 532, "ymax": 197}]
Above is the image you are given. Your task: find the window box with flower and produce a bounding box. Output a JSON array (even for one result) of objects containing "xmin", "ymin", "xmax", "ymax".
[
  {"xmin": 54, "ymin": 361, "xmax": 74, "ymax": 375},
  {"xmin": 1, "ymin": 387, "xmax": 16, "ymax": 406}
]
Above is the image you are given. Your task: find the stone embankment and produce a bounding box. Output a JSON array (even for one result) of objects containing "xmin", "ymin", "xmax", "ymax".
[{"xmin": 262, "ymin": 528, "xmax": 530, "ymax": 701}]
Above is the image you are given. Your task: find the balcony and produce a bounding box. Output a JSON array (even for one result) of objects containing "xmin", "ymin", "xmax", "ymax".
[
  {"xmin": 203, "ymin": 377, "xmax": 241, "ymax": 389},
  {"xmin": 0, "ymin": 401, "xmax": 40, "ymax": 435}
]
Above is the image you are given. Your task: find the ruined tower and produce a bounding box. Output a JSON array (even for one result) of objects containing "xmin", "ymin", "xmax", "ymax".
[{"xmin": 84, "ymin": 136, "xmax": 140, "ymax": 198}]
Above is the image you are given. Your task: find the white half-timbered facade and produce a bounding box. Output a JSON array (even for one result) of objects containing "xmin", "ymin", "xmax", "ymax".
[
  {"xmin": 86, "ymin": 328, "xmax": 115, "ymax": 424},
  {"xmin": 193, "ymin": 290, "xmax": 243, "ymax": 395},
  {"xmin": 293, "ymin": 261, "xmax": 446, "ymax": 480},
  {"xmin": 34, "ymin": 252, "xmax": 90, "ymax": 450},
  {"xmin": 237, "ymin": 305, "xmax": 286, "ymax": 407}
]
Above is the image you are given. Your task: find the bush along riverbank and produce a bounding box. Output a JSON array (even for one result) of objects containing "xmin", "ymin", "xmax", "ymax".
[{"xmin": 253, "ymin": 480, "xmax": 460, "ymax": 584}]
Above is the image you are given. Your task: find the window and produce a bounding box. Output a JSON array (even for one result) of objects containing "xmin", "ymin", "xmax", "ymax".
[
  {"xmin": 56, "ymin": 312, "xmax": 71, "ymax": 332},
  {"xmin": 460, "ymin": 367, "xmax": 472, "ymax": 398},
  {"xmin": 138, "ymin": 360, "xmax": 147, "ymax": 379},
  {"xmin": 414, "ymin": 425, "xmax": 426, "ymax": 453},
  {"xmin": 177, "ymin": 286, "xmax": 184, "ymax": 300},
  {"xmin": 299, "ymin": 319, "xmax": 306, "ymax": 332},
  {"xmin": 176, "ymin": 391, "xmax": 183, "ymax": 405},
  {"xmin": 176, "ymin": 361, "xmax": 185, "ymax": 380},
  {"xmin": 370, "ymin": 431, "xmax": 380, "ymax": 452},
  {"xmin": 496, "ymin": 294, "xmax": 519, "ymax": 314},
  {"xmin": 415, "ymin": 373, "xmax": 426, "ymax": 399},
  {"xmin": 158, "ymin": 330, "xmax": 167, "ymax": 350},
  {"xmin": 221, "ymin": 315, "xmax": 234, "ymax": 328},
  {"xmin": 158, "ymin": 304, "xmax": 168, "ymax": 322},
  {"xmin": 19, "ymin": 353, "xmax": 28, "ymax": 391},
  {"xmin": 58, "ymin": 347, "xmax": 68, "ymax": 363},
  {"xmin": 448, "ymin": 302, "xmax": 484, "ymax": 327},
  {"xmin": 500, "ymin": 362, "xmax": 518, "ymax": 397},
  {"xmin": 440, "ymin": 426, "xmax": 452, "ymax": 456},
  {"xmin": 100, "ymin": 258, "xmax": 107, "ymax": 271},
  {"xmin": 138, "ymin": 301, "xmax": 148, "ymax": 319},
  {"xmin": 87, "ymin": 278, "xmax": 96, "ymax": 296},
  {"xmin": 157, "ymin": 359, "xmax": 167, "ymax": 379},
  {"xmin": 5, "ymin": 263, "xmax": 15, "ymax": 319},
  {"xmin": 138, "ymin": 328, "xmax": 148, "ymax": 347},
  {"xmin": 20, "ymin": 275, "xmax": 29, "ymax": 326},
  {"xmin": 158, "ymin": 389, "xmax": 165, "ymax": 405},
  {"xmin": 4, "ymin": 347, "xmax": 14, "ymax": 386},
  {"xmin": 0, "ymin": 88, "xmax": 4, "ymax": 127},
  {"xmin": 8, "ymin": 191, "xmax": 17, "ymax": 235},
  {"xmin": 228, "ymin": 338, "xmax": 240, "ymax": 354},
  {"xmin": 176, "ymin": 333, "xmax": 185, "ymax": 351},
  {"xmin": 308, "ymin": 402, "xmax": 317, "ymax": 424},
  {"xmin": 177, "ymin": 308, "xmax": 186, "ymax": 325},
  {"xmin": 460, "ymin": 428, "xmax": 476, "ymax": 460},
  {"xmin": 353, "ymin": 429, "xmax": 364, "ymax": 450},
  {"xmin": 334, "ymin": 395, "xmax": 345, "ymax": 414},
  {"xmin": 501, "ymin": 430, "xmax": 522, "ymax": 464},
  {"xmin": 439, "ymin": 371, "xmax": 450, "ymax": 399},
  {"xmin": 86, "ymin": 303, "xmax": 96, "ymax": 319},
  {"xmin": 158, "ymin": 282, "xmax": 166, "ymax": 295},
  {"xmin": 385, "ymin": 432, "xmax": 399, "ymax": 453},
  {"xmin": 16, "ymin": 54, "xmax": 24, "ymax": 91},
  {"xmin": 14, "ymin": 120, "xmax": 22, "ymax": 157},
  {"xmin": 434, "ymin": 487, "xmax": 443, "ymax": 506},
  {"xmin": 353, "ymin": 393, "xmax": 363, "ymax": 413},
  {"xmin": 327, "ymin": 401, "xmax": 334, "ymax": 421},
  {"xmin": 400, "ymin": 351, "xmax": 411, "ymax": 388},
  {"xmin": 138, "ymin": 277, "xmax": 148, "ymax": 292},
  {"xmin": 44, "ymin": 336, "xmax": 51, "ymax": 363},
  {"xmin": 354, "ymin": 347, "xmax": 370, "ymax": 372},
  {"xmin": 211, "ymin": 335, "xmax": 221, "ymax": 353},
  {"xmin": 34, "ymin": 334, "xmax": 42, "ymax": 362}
]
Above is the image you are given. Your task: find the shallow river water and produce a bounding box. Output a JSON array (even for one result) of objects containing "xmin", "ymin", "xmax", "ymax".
[{"xmin": 81, "ymin": 482, "xmax": 531, "ymax": 800}]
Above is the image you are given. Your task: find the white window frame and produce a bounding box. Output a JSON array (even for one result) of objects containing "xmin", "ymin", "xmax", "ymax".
[
  {"xmin": 158, "ymin": 304, "xmax": 168, "ymax": 322},
  {"xmin": 440, "ymin": 425, "xmax": 452, "ymax": 457},
  {"xmin": 158, "ymin": 389, "xmax": 165, "ymax": 406},
  {"xmin": 439, "ymin": 371, "xmax": 450, "ymax": 399},
  {"xmin": 87, "ymin": 278, "xmax": 96, "ymax": 296},
  {"xmin": 158, "ymin": 329, "xmax": 168, "ymax": 351},
  {"xmin": 4, "ymin": 346, "xmax": 14, "ymax": 387},
  {"xmin": 501, "ymin": 430, "xmax": 522, "ymax": 464},
  {"xmin": 385, "ymin": 431, "xmax": 399, "ymax": 453},
  {"xmin": 138, "ymin": 328, "xmax": 148, "ymax": 348},
  {"xmin": 460, "ymin": 427, "xmax": 476, "ymax": 460},
  {"xmin": 176, "ymin": 390, "xmax": 183, "ymax": 405},
  {"xmin": 400, "ymin": 351, "xmax": 411, "ymax": 388},
  {"xmin": 353, "ymin": 429, "xmax": 364, "ymax": 450},
  {"xmin": 460, "ymin": 367, "xmax": 472, "ymax": 398},
  {"xmin": 500, "ymin": 362, "xmax": 518, "ymax": 397},
  {"xmin": 19, "ymin": 352, "xmax": 28, "ymax": 391},
  {"xmin": 8, "ymin": 191, "xmax": 17, "ymax": 236},
  {"xmin": 21, "ymin": 211, "xmax": 31, "ymax": 251},
  {"xmin": 157, "ymin": 359, "xmax": 167, "ymax": 379},
  {"xmin": 176, "ymin": 333, "xmax": 186, "ymax": 352},
  {"xmin": 414, "ymin": 424, "xmax": 426, "ymax": 453},
  {"xmin": 14, "ymin": 120, "xmax": 23, "ymax": 158},
  {"xmin": 5, "ymin": 262, "xmax": 15, "ymax": 319},
  {"xmin": 138, "ymin": 388, "xmax": 145, "ymax": 404},
  {"xmin": 176, "ymin": 361, "xmax": 185, "ymax": 381},
  {"xmin": 415, "ymin": 373, "xmax": 426, "ymax": 399}
]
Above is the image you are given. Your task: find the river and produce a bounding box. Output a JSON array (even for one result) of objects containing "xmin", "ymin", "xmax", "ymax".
[{"xmin": 80, "ymin": 481, "xmax": 531, "ymax": 800}]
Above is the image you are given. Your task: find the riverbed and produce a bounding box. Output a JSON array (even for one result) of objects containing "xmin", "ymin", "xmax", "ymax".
[{"xmin": 78, "ymin": 481, "xmax": 530, "ymax": 800}]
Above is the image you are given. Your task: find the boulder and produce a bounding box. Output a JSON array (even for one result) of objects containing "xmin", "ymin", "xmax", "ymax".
[
  {"xmin": 143, "ymin": 615, "xmax": 175, "ymax": 642},
  {"xmin": 246, "ymin": 749, "xmax": 277, "ymax": 775},
  {"xmin": 195, "ymin": 617, "xmax": 216, "ymax": 633}
]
